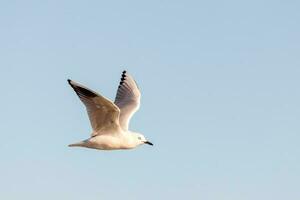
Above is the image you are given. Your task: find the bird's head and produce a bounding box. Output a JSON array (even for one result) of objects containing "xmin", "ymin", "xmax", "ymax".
[{"xmin": 132, "ymin": 132, "xmax": 153, "ymax": 146}]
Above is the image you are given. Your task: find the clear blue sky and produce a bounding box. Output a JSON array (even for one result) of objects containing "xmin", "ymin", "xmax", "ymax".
[{"xmin": 0, "ymin": 0, "xmax": 299, "ymax": 199}]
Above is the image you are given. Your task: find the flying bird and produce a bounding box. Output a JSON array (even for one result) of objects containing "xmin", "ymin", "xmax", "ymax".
[{"xmin": 68, "ymin": 71, "xmax": 153, "ymax": 150}]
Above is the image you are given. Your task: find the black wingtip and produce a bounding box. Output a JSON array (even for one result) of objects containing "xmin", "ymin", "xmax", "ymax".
[
  {"xmin": 68, "ymin": 79, "xmax": 75, "ymax": 88},
  {"xmin": 122, "ymin": 71, "xmax": 127, "ymax": 78},
  {"xmin": 67, "ymin": 79, "xmax": 76, "ymax": 90},
  {"xmin": 68, "ymin": 79, "xmax": 98, "ymax": 98},
  {"xmin": 68, "ymin": 79, "xmax": 73, "ymax": 87},
  {"xmin": 118, "ymin": 70, "xmax": 127, "ymax": 89}
]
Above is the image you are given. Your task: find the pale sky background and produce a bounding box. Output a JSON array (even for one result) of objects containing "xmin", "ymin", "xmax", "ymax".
[{"xmin": 0, "ymin": 0, "xmax": 300, "ymax": 199}]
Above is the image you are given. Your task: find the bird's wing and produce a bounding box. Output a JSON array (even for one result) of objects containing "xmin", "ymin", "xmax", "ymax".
[
  {"xmin": 68, "ymin": 79, "xmax": 120, "ymax": 136},
  {"xmin": 114, "ymin": 71, "xmax": 141, "ymax": 131}
]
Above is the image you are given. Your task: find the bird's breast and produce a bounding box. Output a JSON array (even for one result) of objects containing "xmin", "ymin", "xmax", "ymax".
[{"xmin": 89, "ymin": 135, "xmax": 134, "ymax": 150}]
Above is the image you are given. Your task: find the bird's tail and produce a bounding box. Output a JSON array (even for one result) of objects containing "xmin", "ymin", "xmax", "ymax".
[{"xmin": 68, "ymin": 141, "xmax": 86, "ymax": 147}]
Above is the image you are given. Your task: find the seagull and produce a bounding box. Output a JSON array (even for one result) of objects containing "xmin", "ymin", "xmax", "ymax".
[{"xmin": 67, "ymin": 70, "xmax": 153, "ymax": 150}]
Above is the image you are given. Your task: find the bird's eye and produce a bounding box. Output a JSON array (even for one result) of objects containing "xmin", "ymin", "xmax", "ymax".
[{"xmin": 138, "ymin": 137, "xmax": 141, "ymax": 140}]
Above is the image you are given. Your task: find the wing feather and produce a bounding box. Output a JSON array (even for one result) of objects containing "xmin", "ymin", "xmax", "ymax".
[
  {"xmin": 114, "ymin": 71, "xmax": 141, "ymax": 130},
  {"xmin": 68, "ymin": 79, "xmax": 120, "ymax": 136}
]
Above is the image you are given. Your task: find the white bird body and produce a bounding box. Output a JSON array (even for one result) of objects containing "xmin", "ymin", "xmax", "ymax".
[
  {"xmin": 70, "ymin": 131, "xmax": 142, "ymax": 150},
  {"xmin": 68, "ymin": 71, "xmax": 153, "ymax": 150}
]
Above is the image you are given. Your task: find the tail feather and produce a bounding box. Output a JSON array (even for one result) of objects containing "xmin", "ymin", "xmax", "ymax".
[{"xmin": 68, "ymin": 141, "xmax": 86, "ymax": 147}]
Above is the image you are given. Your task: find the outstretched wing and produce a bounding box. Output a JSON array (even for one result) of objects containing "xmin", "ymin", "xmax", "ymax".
[
  {"xmin": 114, "ymin": 71, "xmax": 141, "ymax": 131},
  {"xmin": 68, "ymin": 79, "xmax": 120, "ymax": 136}
]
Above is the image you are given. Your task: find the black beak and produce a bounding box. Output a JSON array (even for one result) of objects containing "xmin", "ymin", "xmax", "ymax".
[{"xmin": 144, "ymin": 141, "xmax": 153, "ymax": 146}]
